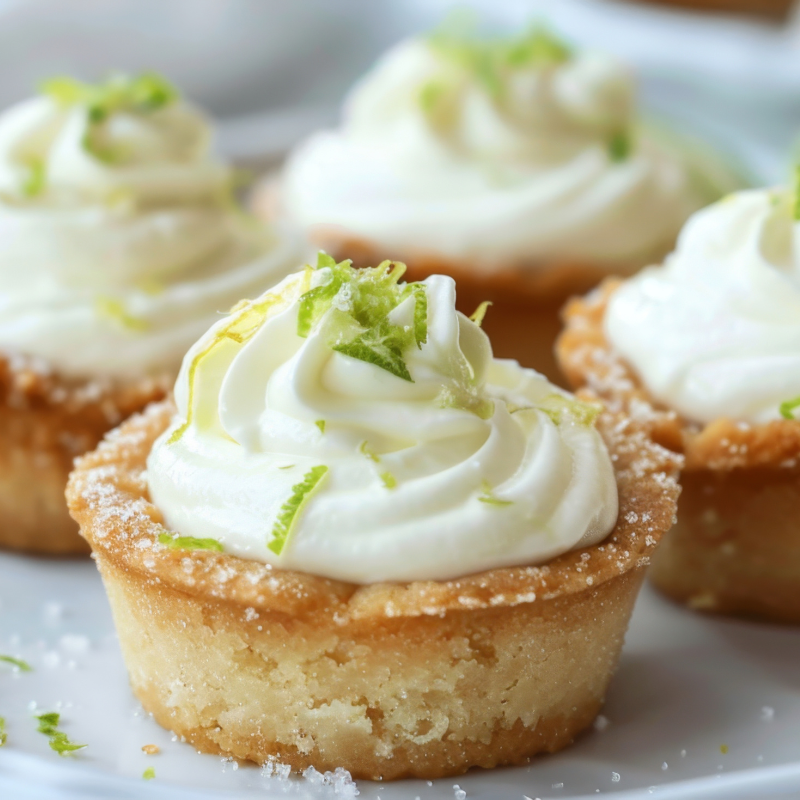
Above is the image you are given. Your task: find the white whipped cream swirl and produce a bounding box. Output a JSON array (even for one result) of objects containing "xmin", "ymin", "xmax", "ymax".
[
  {"xmin": 0, "ymin": 80, "xmax": 307, "ymax": 380},
  {"xmin": 605, "ymin": 187, "xmax": 800, "ymax": 424},
  {"xmin": 281, "ymin": 36, "xmax": 739, "ymax": 269},
  {"xmin": 147, "ymin": 263, "xmax": 618, "ymax": 583}
]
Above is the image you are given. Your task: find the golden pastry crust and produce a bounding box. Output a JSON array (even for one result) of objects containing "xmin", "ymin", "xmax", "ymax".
[
  {"xmin": 0, "ymin": 351, "xmax": 169, "ymax": 555},
  {"xmin": 67, "ymin": 398, "xmax": 680, "ymax": 780},
  {"xmin": 557, "ymin": 281, "xmax": 800, "ymax": 622}
]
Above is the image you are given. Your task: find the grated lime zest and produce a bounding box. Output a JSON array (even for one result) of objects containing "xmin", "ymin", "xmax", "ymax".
[
  {"xmin": 158, "ymin": 533, "xmax": 224, "ymax": 553},
  {"xmin": 268, "ymin": 466, "xmax": 329, "ymax": 556}
]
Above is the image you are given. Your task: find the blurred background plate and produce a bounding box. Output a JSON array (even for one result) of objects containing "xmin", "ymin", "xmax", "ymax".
[{"xmin": 0, "ymin": 0, "xmax": 796, "ymax": 177}]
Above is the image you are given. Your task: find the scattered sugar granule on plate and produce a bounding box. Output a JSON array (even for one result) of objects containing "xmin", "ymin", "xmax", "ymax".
[
  {"xmin": 301, "ymin": 766, "xmax": 359, "ymax": 796},
  {"xmin": 453, "ymin": 785, "xmax": 467, "ymax": 800},
  {"xmin": 593, "ymin": 714, "xmax": 610, "ymax": 732}
]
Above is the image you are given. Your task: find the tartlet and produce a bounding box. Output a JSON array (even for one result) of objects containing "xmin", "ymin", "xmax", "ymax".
[
  {"xmin": 68, "ymin": 258, "xmax": 680, "ymax": 779},
  {"xmin": 0, "ymin": 72, "xmax": 307, "ymax": 554},
  {"xmin": 0, "ymin": 353, "xmax": 168, "ymax": 555},
  {"xmin": 558, "ymin": 184, "xmax": 800, "ymax": 623},
  {"xmin": 260, "ymin": 25, "xmax": 742, "ymax": 381}
]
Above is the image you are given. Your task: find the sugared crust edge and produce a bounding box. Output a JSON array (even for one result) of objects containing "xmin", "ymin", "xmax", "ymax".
[
  {"xmin": 558, "ymin": 280, "xmax": 800, "ymax": 471},
  {"xmin": 67, "ymin": 396, "xmax": 680, "ymax": 623}
]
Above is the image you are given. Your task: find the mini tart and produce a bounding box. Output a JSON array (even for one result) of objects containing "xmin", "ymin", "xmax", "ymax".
[
  {"xmin": 558, "ymin": 281, "xmax": 800, "ymax": 624},
  {"xmin": 0, "ymin": 352, "xmax": 169, "ymax": 555},
  {"xmin": 67, "ymin": 399, "xmax": 679, "ymax": 781}
]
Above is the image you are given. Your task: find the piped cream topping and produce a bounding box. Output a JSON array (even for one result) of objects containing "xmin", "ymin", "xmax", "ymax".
[
  {"xmin": 0, "ymin": 73, "xmax": 308, "ymax": 379},
  {"xmin": 147, "ymin": 256, "xmax": 619, "ymax": 583},
  {"xmin": 605, "ymin": 186, "xmax": 800, "ymax": 424},
  {"xmin": 281, "ymin": 30, "xmax": 740, "ymax": 269}
]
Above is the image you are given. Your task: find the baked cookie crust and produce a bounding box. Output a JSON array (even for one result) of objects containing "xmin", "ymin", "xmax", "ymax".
[
  {"xmin": 558, "ymin": 281, "xmax": 800, "ymax": 623},
  {"xmin": 67, "ymin": 398, "xmax": 680, "ymax": 780},
  {"xmin": 0, "ymin": 351, "xmax": 169, "ymax": 555}
]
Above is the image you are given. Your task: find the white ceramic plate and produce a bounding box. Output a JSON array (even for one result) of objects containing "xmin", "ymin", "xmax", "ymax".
[{"xmin": 1, "ymin": 552, "xmax": 799, "ymax": 800}]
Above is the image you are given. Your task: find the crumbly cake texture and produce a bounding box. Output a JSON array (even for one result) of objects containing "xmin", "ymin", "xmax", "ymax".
[
  {"xmin": 0, "ymin": 351, "xmax": 169, "ymax": 555},
  {"xmin": 558, "ymin": 281, "xmax": 800, "ymax": 623},
  {"xmin": 67, "ymin": 399, "xmax": 680, "ymax": 780}
]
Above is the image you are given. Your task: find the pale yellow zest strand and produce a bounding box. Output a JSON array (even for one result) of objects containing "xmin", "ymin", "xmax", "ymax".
[{"xmin": 168, "ymin": 289, "xmax": 290, "ymax": 445}]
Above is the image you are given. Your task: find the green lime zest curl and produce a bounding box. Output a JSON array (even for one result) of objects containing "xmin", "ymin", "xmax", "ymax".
[
  {"xmin": 426, "ymin": 24, "xmax": 571, "ymax": 101},
  {"xmin": 34, "ymin": 712, "xmax": 86, "ymax": 757},
  {"xmin": 298, "ymin": 253, "xmax": 427, "ymax": 383},
  {"xmin": 143, "ymin": 767, "xmax": 156, "ymax": 780},
  {"xmin": 20, "ymin": 157, "xmax": 46, "ymax": 198},
  {"xmin": 380, "ymin": 471, "xmax": 397, "ymax": 489},
  {"xmin": 780, "ymin": 396, "xmax": 800, "ymax": 420},
  {"xmin": 419, "ymin": 79, "xmax": 448, "ymax": 114},
  {"xmin": 95, "ymin": 296, "xmax": 150, "ymax": 332},
  {"xmin": 794, "ymin": 165, "xmax": 800, "ymax": 221},
  {"xmin": 360, "ymin": 440, "xmax": 380, "ymax": 463},
  {"xmin": 158, "ymin": 534, "xmax": 223, "ymax": 553},
  {"xmin": 477, "ymin": 480, "xmax": 513, "ymax": 507},
  {"xmin": 538, "ymin": 394, "xmax": 601, "ymax": 427},
  {"xmin": 296, "ymin": 253, "xmax": 343, "ymax": 337},
  {"xmin": 268, "ymin": 466, "xmax": 329, "ymax": 556},
  {"xmin": 49, "ymin": 732, "xmax": 87, "ymax": 756},
  {"xmin": 0, "ymin": 655, "xmax": 32, "ymax": 672},
  {"xmin": 42, "ymin": 72, "xmax": 178, "ymax": 117},
  {"xmin": 608, "ymin": 130, "xmax": 632, "ymax": 162},
  {"xmin": 36, "ymin": 712, "xmax": 60, "ymax": 735},
  {"xmin": 168, "ymin": 284, "xmax": 294, "ymax": 445},
  {"xmin": 334, "ymin": 320, "xmax": 414, "ymax": 382},
  {"xmin": 469, "ymin": 300, "xmax": 492, "ymax": 328},
  {"xmin": 41, "ymin": 72, "xmax": 178, "ymax": 164}
]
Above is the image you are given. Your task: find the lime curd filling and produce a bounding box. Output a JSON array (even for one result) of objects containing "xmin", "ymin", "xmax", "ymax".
[
  {"xmin": 605, "ymin": 187, "xmax": 800, "ymax": 425},
  {"xmin": 146, "ymin": 256, "xmax": 619, "ymax": 583},
  {"xmin": 281, "ymin": 29, "xmax": 741, "ymax": 269},
  {"xmin": 0, "ymin": 73, "xmax": 307, "ymax": 380}
]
